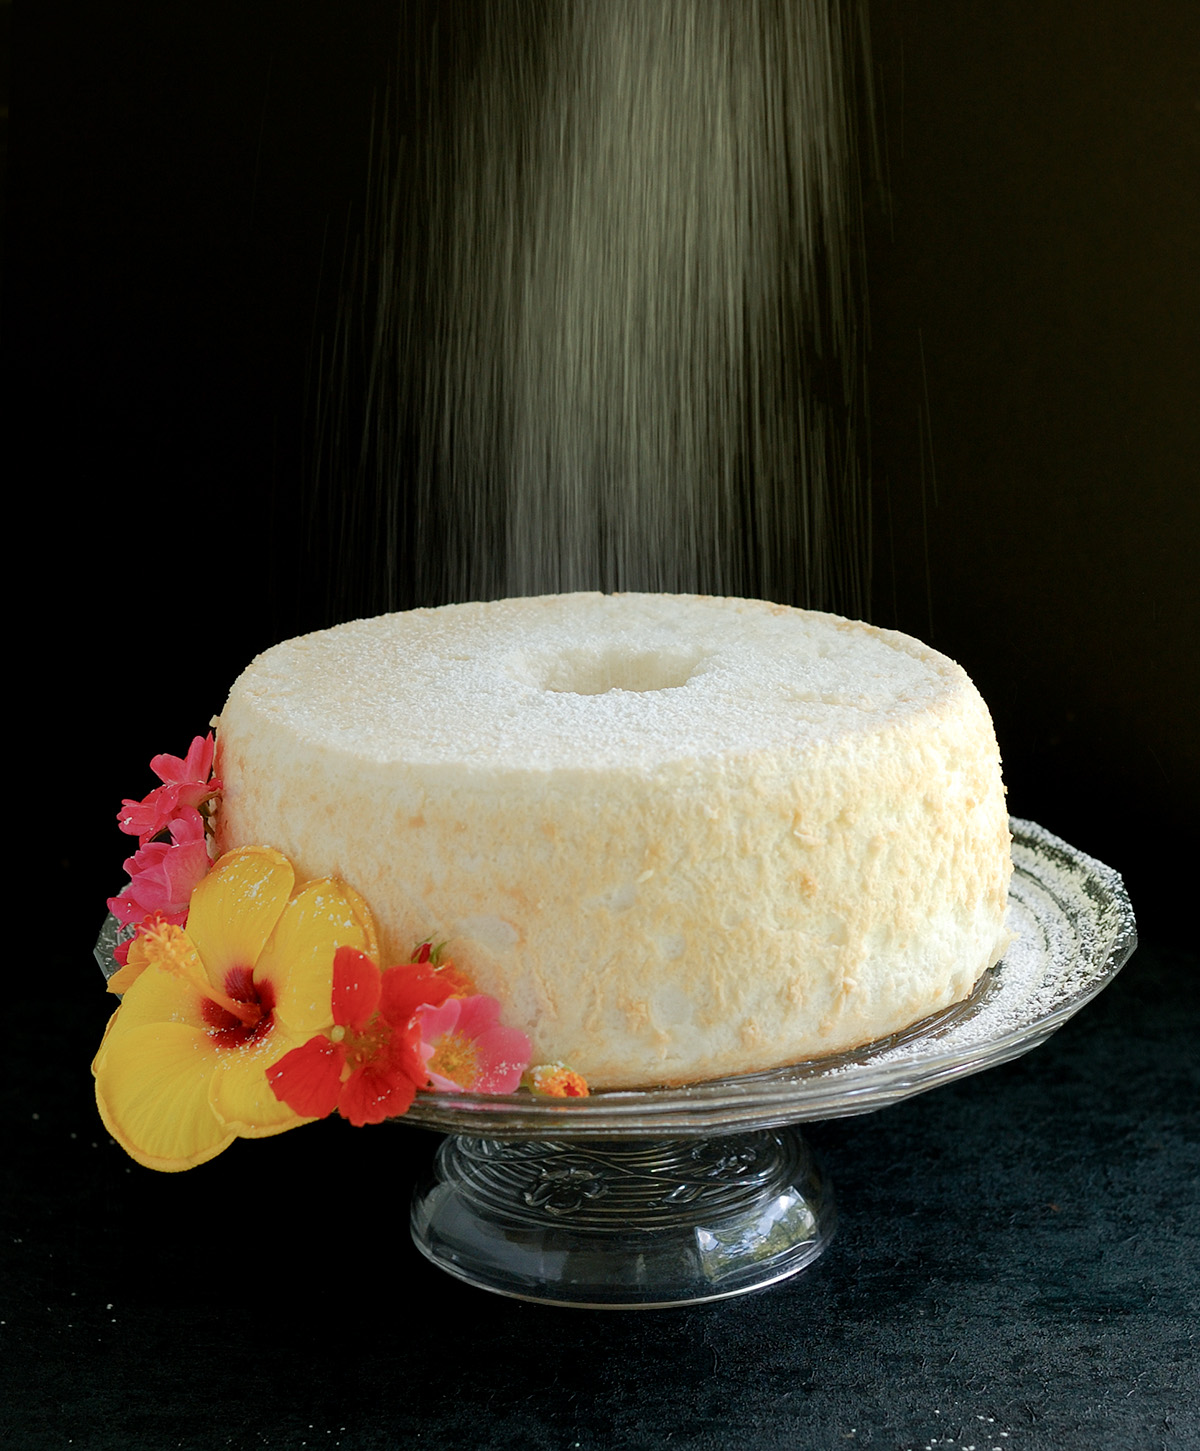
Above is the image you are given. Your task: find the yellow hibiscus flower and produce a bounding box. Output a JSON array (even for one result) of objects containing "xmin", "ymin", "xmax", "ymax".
[{"xmin": 93, "ymin": 846, "xmax": 378, "ymax": 1171}]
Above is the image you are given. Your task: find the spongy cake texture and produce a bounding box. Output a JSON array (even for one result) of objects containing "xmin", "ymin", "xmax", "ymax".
[{"xmin": 215, "ymin": 593, "xmax": 1012, "ymax": 1087}]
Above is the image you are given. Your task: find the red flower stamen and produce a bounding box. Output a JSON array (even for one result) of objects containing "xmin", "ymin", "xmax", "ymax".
[{"xmin": 201, "ymin": 969, "xmax": 275, "ymax": 1045}]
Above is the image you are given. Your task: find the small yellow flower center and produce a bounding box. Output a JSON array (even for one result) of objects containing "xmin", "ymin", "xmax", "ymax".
[
  {"xmin": 141, "ymin": 920, "xmax": 202, "ymax": 978},
  {"xmin": 427, "ymin": 1030, "xmax": 480, "ymax": 1089}
]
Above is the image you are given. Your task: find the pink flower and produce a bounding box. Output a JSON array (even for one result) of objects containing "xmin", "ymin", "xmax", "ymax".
[
  {"xmin": 416, "ymin": 995, "xmax": 531, "ymax": 1094},
  {"xmin": 107, "ymin": 808, "xmax": 211, "ymax": 927},
  {"xmin": 150, "ymin": 734, "xmax": 215, "ymax": 791},
  {"xmin": 116, "ymin": 785, "xmax": 185, "ymax": 843},
  {"xmin": 117, "ymin": 733, "xmax": 222, "ymax": 842}
]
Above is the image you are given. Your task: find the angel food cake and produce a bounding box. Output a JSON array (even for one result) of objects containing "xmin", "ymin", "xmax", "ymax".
[{"xmin": 214, "ymin": 593, "xmax": 1012, "ymax": 1088}]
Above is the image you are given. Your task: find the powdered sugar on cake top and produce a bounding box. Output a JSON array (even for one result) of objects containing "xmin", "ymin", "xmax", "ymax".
[{"xmin": 233, "ymin": 593, "xmax": 959, "ymax": 772}]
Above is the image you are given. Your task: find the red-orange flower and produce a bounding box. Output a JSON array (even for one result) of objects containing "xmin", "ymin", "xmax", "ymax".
[
  {"xmin": 267, "ymin": 947, "xmax": 454, "ymax": 1126},
  {"xmin": 528, "ymin": 1062, "xmax": 590, "ymax": 1098}
]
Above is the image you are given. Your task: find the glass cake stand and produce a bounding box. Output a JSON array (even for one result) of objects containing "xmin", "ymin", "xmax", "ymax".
[{"xmin": 97, "ymin": 819, "xmax": 1136, "ymax": 1309}]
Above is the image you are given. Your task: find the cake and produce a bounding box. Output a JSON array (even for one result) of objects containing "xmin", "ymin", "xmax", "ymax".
[{"xmin": 214, "ymin": 593, "xmax": 1012, "ymax": 1089}]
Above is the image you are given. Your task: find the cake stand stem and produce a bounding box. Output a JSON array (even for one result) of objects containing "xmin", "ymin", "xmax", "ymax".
[{"xmin": 410, "ymin": 1126, "xmax": 835, "ymax": 1308}]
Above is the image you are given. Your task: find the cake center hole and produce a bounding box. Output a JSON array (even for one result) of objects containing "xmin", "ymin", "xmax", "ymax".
[{"xmin": 533, "ymin": 646, "xmax": 705, "ymax": 695}]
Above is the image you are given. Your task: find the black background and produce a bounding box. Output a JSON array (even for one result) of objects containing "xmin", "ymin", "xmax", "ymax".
[
  {"xmin": 8, "ymin": 5, "xmax": 1199, "ymax": 1448},
  {"xmin": 15, "ymin": 1, "xmax": 1196, "ymax": 936}
]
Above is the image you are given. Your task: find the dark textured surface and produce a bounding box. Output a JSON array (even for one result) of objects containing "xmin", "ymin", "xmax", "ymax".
[
  {"xmin": 11, "ymin": 3, "xmax": 1198, "ymax": 1444},
  {"xmin": 6, "ymin": 929, "xmax": 1196, "ymax": 1450}
]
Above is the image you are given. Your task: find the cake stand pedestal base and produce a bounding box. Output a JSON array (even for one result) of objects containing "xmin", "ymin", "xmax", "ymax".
[{"xmin": 410, "ymin": 1127, "xmax": 835, "ymax": 1308}]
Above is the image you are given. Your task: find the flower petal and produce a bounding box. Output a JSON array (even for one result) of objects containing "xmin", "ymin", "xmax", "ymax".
[
  {"xmin": 338, "ymin": 881, "xmax": 380, "ymax": 963},
  {"xmin": 413, "ymin": 996, "xmax": 461, "ymax": 1044},
  {"xmin": 186, "ymin": 847, "xmax": 294, "ymax": 991},
  {"xmin": 93, "ymin": 1021, "xmax": 234, "ymax": 1171},
  {"xmin": 95, "ymin": 959, "xmax": 210, "ymax": 1059},
  {"xmin": 337, "ymin": 1060, "xmax": 418, "ymax": 1126},
  {"xmin": 117, "ymin": 783, "xmax": 183, "ymax": 842},
  {"xmin": 267, "ymin": 1037, "xmax": 347, "ymax": 1119},
  {"xmin": 256, "ymin": 880, "xmax": 377, "ymax": 1037},
  {"xmin": 335, "ymin": 1021, "xmax": 428, "ymax": 1126},
  {"xmin": 331, "ymin": 946, "xmax": 381, "ymax": 1032},
  {"xmin": 111, "ymin": 813, "xmax": 211, "ymax": 923},
  {"xmin": 151, "ymin": 733, "xmax": 215, "ymax": 786},
  {"xmin": 379, "ymin": 963, "xmax": 454, "ymax": 1027},
  {"xmin": 470, "ymin": 1022, "xmax": 532, "ymax": 1093},
  {"xmin": 206, "ymin": 1025, "xmax": 310, "ymax": 1137},
  {"xmin": 389, "ymin": 1019, "xmax": 432, "ymax": 1091}
]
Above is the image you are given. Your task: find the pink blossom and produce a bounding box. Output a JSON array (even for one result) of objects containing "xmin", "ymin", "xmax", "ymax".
[
  {"xmin": 117, "ymin": 783, "xmax": 187, "ymax": 842},
  {"xmin": 107, "ymin": 809, "xmax": 211, "ymax": 927},
  {"xmin": 117, "ymin": 733, "xmax": 221, "ymax": 842},
  {"xmin": 150, "ymin": 734, "xmax": 215, "ymax": 791},
  {"xmin": 416, "ymin": 994, "xmax": 531, "ymax": 1094}
]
